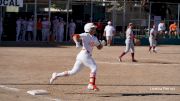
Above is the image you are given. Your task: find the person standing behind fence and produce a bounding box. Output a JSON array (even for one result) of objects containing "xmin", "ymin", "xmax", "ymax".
[
  {"xmin": 42, "ymin": 17, "xmax": 51, "ymax": 41},
  {"xmin": 158, "ymin": 20, "xmax": 166, "ymax": 38},
  {"xmin": 103, "ymin": 21, "xmax": 115, "ymax": 46},
  {"xmin": 57, "ymin": 18, "xmax": 65, "ymax": 42},
  {"xmin": 118, "ymin": 23, "xmax": 137, "ymax": 62},
  {"xmin": 0, "ymin": 17, "xmax": 3, "ymax": 41},
  {"xmin": 169, "ymin": 22, "xmax": 177, "ymax": 38},
  {"xmin": 96, "ymin": 20, "xmax": 103, "ymax": 40},
  {"xmin": 36, "ymin": 18, "xmax": 42, "ymax": 41},
  {"xmin": 21, "ymin": 18, "xmax": 27, "ymax": 41},
  {"xmin": 52, "ymin": 16, "xmax": 59, "ymax": 40},
  {"xmin": 26, "ymin": 18, "xmax": 34, "ymax": 41},
  {"xmin": 149, "ymin": 25, "xmax": 157, "ymax": 53},
  {"xmin": 16, "ymin": 17, "xmax": 22, "ymax": 41},
  {"xmin": 68, "ymin": 19, "xmax": 76, "ymax": 41}
]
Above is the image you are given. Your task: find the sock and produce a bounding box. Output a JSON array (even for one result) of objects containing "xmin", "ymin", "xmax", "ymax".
[
  {"xmin": 120, "ymin": 52, "xmax": 126, "ymax": 58},
  {"xmin": 149, "ymin": 46, "xmax": 152, "ymax": 51},
  {"xmin": 131, "ymin": 53, "xmax": 135, "ymax": 61},
  {"xmin": 89, "ymin": 73, "xmax": 96, "ymax": 85}
]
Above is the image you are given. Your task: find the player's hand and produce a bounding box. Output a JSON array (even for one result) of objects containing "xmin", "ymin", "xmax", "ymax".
[{"xmin": 75, "ymin": 42, "xmax": 81, "ymax": 48}]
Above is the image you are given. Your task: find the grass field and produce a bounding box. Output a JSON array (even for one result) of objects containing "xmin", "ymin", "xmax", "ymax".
[{"xmin": 0, "ymin": 45, "xmax": 180, "ymax": 101}]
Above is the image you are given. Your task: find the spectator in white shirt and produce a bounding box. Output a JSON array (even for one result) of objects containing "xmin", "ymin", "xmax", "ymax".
[
  {"xmin": 68, "ymin": 19, "xmax": 76, "ymax": 41},
  {"xmin": 103, "ymin": 21, "xmax": 116, "ymax": 46},
  {"xmin": 26, "ymin": 18, "xmax": 34, "ymax": 41}
]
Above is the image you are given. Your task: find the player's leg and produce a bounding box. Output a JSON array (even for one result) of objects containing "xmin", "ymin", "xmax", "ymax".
[
  {"xmin": 118, "ymin": 40, "xmax": 130, "ymax": 62},
  {"xmin": 149, "ymin": 38, "xmax": 152, "ymax": 52},
  {"xmin": 83, "ymin": 56, "xmax": 99, "ymax": 91},
  {"xmin": 106, "ymin": 36, "xmax": 109, "ymax": 46},
  {"xmin": 130, "ymin": 42, "xmax": 137, "ymax": 62},
  {"xmin": 49, "ymin": 60, "xmax": 84, "ymax": 84},
  {"xmin": 152, "ymin": 40, "xmax": 157, "ymax": 53},
  {"xmin": 109, "ymin": 36, "xmax": 113, "ymax": 46}
]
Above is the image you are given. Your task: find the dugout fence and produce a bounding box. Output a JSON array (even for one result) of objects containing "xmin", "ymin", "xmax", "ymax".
[{"xmin": 0, "ymin": 0, "xmax": 180, "ymax": 42}]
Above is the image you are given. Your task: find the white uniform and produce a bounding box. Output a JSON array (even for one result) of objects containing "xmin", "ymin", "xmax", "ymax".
[
  {"xmin": 68, "ymin": 21, "xmax": 76, "ymax": 37},
  {"xmin": 104, "ymin": 25, "xmax": 115, "ymax": 40},
  {"xmin": 42, "ymin": 20, "xmax": 50, "ymax": 41},
  {"xmin": 57, "ymin": 21, "xmax": 65, "ymax": 42},
  {"xmin": 26, "ymin": 20, "xmax": 34, "ymax": 41},
  {"xmin": 124, "ymin": 28, "xmax": 134, "ymax": 53},
  {"xmin": 158, "ymin": 22, "xmax": 165, "ymax": 32},
  {"xmin": 21, "ymin": 19, "xmax": 27, "ymax": 41},
  {"xmin": 52, "ymin": 18, "xmax": 59, "ymax": 37},
  {"xmin": 56, "ymin": 32, "xmax": 100, "ymax": 77},
  {"xmin": 16, "ymin": 19, "xmax": 22, "ymax": 41},
  {"xmin": 149, "ymin": 28, "xmax": 157, "ymax": 47}
]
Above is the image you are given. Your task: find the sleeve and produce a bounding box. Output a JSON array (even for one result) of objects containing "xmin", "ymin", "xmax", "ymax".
[
  {"xmin": 79, "ymin": 33, "xmax": 86, "ymax": 39},
  {"xmin": 126, "ymin": 29, "xmax": 131, "ymax": 36},
  {"xmin": 94, "ymin": 37, "xmax": 101, "ymax": 46}
]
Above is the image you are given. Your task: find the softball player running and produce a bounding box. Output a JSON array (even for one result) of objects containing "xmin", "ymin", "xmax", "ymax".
[
  {"xmin": 149, "ymin": 25, "xmax": 157, "ymax": 53},
  {"xmin": 118, "ymin": 23, "xmax": 137, "ymax": 62},
  {"xmin": 50, "ymin": 23, "xmax": 103, "ymax": 91}
]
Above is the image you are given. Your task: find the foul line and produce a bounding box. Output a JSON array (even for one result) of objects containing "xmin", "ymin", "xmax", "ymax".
[
  {"xmin": 97, "ymin": 61, "xmax": 180, "ymax": 66},
  {"xmin": 0, "ymin": 85, "xmax": 20, "ymax": 92}
]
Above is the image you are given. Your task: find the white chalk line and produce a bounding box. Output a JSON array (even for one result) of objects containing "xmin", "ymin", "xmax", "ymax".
[
  {"xmin": 97, "ymin": 61, "xmax": 180, "ymax": 66},
  {"xmin": 43, "ymin": 96, "xmax": 61, "ymax": 101},
  {"xmin": 0, "ymin": 85, "xmax": 20, "ymax": 92},
  {"xmin": 0, "ymin": 85, "xmax": 61, "ymax": 101}
]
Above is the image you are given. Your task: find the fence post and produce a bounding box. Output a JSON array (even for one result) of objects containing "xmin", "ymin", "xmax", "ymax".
[{"xmin": 148, "ymin": 2, "xmax": 152, "ymax": 36}]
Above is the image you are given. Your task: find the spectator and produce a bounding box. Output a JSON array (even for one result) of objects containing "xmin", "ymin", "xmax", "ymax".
[
  {"xmin": 52, "ymin": 16, "xmax": 59, "ymax": 40},
  {"xmin": 95, "ymin": 20, "xmax": 103, "ymax": 40},
  {"xmin": 36, "ymin": 18, "xmax": 42, "ymax": 41},
  {"xmin": 26, "ymin": 18, "xmax": 34, "ymax": 41},
  {"xmin": 21, "ymin": 17, "xmax": 27, "ymax": 41},
  {"xmin": 68, "ymin": 19, "xmax": 76, "ymax": 41},
  {"xmin": 169, "ymin": 22, "xmax": 177, "ymax": 38},
  {"xmin": 103, "ymin": 21, "xmax": 116, "ymax": 46},
  {"xmin": 57, "ymin": 18, "xmax": 65, "ymax": 42},
  {"xmin": 16, "ymin": 17, "xmax": 22, "ymax": 41},
  {"xmin": 158, "ymin": 20, "xmax": 166, "ymax": 38},
  {"xmin": 42, "ymin": 17, "xmax": 51, "ymax": 41}
]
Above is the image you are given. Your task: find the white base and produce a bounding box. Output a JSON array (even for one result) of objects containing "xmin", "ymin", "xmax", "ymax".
[{"xmin": 27, "ymin": 89, "xmax": 49, "ymax": 95}]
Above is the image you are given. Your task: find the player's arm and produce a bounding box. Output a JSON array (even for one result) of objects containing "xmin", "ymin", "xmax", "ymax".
[
  {"xmin": 72, "ymin": 34, "xmax": 80, "ymax": 43},
  {"xmin": 95, "ymin": 38, "xmax": 103, "ymax": 50},
  {"xmin": 72, "ymin": 34, "xmax": 81, "ymax": 48}
]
